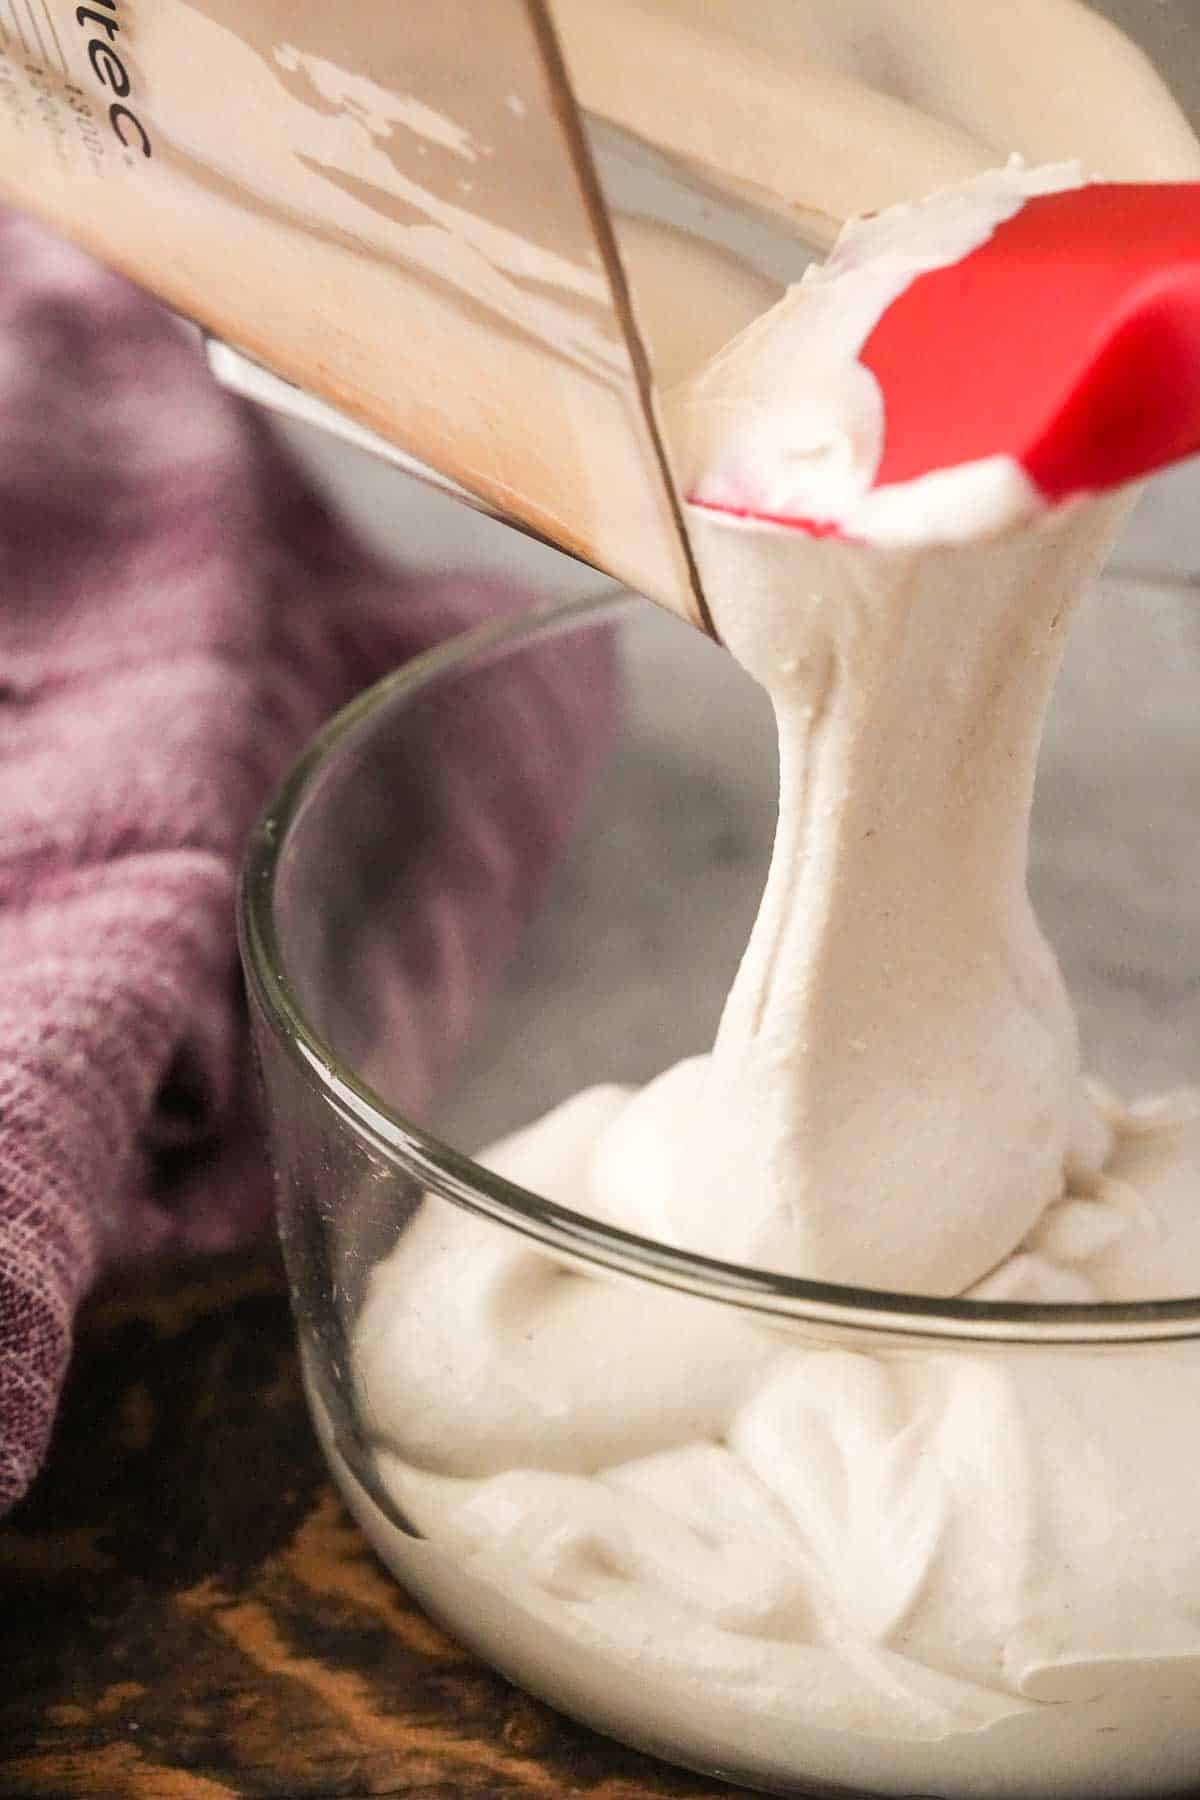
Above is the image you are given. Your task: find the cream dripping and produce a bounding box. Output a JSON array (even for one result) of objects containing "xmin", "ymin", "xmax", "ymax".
[{"xmin": 350, "ymin": 167, "xmax": 1200, "ymax": 1766}]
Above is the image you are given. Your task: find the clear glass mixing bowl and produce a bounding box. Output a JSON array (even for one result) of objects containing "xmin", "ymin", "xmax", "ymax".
[{"xmin": 239, "ymin": 572, "xmax": 1200, "ymax": 1800}]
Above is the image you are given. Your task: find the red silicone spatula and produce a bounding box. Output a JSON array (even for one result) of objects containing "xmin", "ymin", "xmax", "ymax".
[{"xmin": 695, "ymin": 182, "xmax": 1200, "ymax": 533}]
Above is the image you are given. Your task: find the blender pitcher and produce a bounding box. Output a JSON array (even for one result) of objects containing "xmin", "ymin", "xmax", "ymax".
[{"xmin": 0, "ymin": 0, "xmax": 1197, "ymax": 623}]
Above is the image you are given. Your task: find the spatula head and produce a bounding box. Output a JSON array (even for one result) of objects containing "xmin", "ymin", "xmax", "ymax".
[
  {"xmin": 864, "ymin": 182, "xmax": 1200, "ymax": 505},
  {"xmin": 691, "ymin": 182, "xmax": 1200, "ymax": 538}
]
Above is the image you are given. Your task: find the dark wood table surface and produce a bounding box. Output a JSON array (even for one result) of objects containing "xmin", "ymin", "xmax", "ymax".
[{"xmin": 0, "ymin": 1250, "xmax": 752, "ymax": 1800}]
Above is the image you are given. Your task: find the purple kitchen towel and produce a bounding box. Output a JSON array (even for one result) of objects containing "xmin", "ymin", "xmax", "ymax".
[{"xmin": 0, "ymin": 210, "xmax": 614, "ymax": 1516}]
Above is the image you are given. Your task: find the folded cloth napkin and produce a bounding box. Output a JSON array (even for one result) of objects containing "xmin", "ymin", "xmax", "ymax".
[{"xmin": 0, "ymin": 211, "xmax": 614, "ymax": 1516}]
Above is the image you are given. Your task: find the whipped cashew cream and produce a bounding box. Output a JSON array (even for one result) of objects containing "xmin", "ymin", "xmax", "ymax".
[
  {"xmin": 349, "ymin": 167, "xmax": 1200, "ymax": 1773},
  {"xmin": 353, "ymin": 1092, "xmax": 1200, "ymax": 1756},
  {"xmin": 598, "ymin": 162, "xmax": 1125, "ymax": 1297}
]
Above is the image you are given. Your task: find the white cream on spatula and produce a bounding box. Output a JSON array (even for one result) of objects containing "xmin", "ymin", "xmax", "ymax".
[{"xmin": 351, "ymin": 166, "xmax": 1200, "ymax": 1765}]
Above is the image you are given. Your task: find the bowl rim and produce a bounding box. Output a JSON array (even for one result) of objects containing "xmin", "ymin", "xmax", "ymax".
[{"xmin": 238, "ymin": 589, "xmax": 1200, "ymax": 1348}]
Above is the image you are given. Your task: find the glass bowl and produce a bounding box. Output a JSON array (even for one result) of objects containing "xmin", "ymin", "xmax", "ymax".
[{"xmin": 239, "ymin": 578, "xmax": 1200, "ymax": 1800}]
